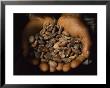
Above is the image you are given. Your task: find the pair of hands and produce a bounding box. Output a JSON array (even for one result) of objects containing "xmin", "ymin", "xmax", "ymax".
[{"xmin": 22, "ymin": 13, "xmax": 91, "ymax": 69}]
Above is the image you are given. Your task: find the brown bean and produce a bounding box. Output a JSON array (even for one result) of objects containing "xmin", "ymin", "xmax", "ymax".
[
  {"xmin": 52, "ymin": 55, "xmax": 59, "ymax": 62},
  {"xmin": 59, "ymin": 41, "xmax": 68, "ymax": 47},
  {"xmin": 59, "ymin": 52, "xmax": 65, "ymax": 58},
  {"xmin": 49, "ymin": 60, "xmax": 57, "ymax": 72},
  {"xmin": 69, "ymin": 54, "xmax": 77, "ymax": 60},
  {"xmin": 35, "ymin": 34, "xmax": 39, "ymax": 40},
  {"xmin": 40, "ymin": 28, "xmax": 46, "ymax": 35},
  {"xmin": 31, "ymin": 40, "xmax": 37, "ymax": 48},
  {"xmin": 53, "ymin": 42, "xmax": 60, "ymax": 49},
  {"xmin": 63, "ymin": 63, "xmax": 71, "ymax": 72},
  {"xmin": 29, "ymin": 35, "xmax": 35, "ymax": 43},
  {"xmin": 62, "ymin": 31, "xmax": 70, "ymax": 36},
  {"xmin": 34, "ymin": 51, "xmax": 41, "ymax": 58},
  {"xmin": 49, "ymin": 60, "xmax": 57, "ymax": 67},
  {"xmin": 40, "ymin": 62, "xmax": 48, "ymax": 72},
  {"xmin": 70, "ymin": 51, "xmax": 75, "ymax": 56},
  {"xmin": 45, "ymin": 31, "xmax": 50, "ymax": 35},
  {"xmin": 65, "ymin": 48, "xmax": 72, "ymax": 57}
]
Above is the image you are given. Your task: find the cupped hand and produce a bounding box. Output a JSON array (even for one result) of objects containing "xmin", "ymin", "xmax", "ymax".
[
  {"xmin": 57, "ymin": 13, "xmax": 91, "ymax": 69},
  {"xmin": 22, "ymin": 15, "xmax": 56, "ymax": 57}
]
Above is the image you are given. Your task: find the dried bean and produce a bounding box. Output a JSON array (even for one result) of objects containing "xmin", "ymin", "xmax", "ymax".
[
  {"xmin": 49, "ymin": 60, "xmax": 57, "ymax": 67},
  {"xmin": 29, "ymin": 35, "xmax": 35, "ymax": 43},
  {"xmin": 35, "ymin": 34, "xmax": 39, "ymax": 40},
  {"xmin": 62, "ymin": 31, "xmax": 70, "ymax": 36},
  {"xmin": 34, "ymin": 51, "xmax": 41, "ymax": 59},
  {"xmin": 31, "ymin": 40, "xmax": 37, "ymax": 48}
]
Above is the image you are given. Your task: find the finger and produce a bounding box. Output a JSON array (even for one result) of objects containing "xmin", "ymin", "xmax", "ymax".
[{"xmin": 71, "ymin": 54, "xmax": 86, "ymax": 69}]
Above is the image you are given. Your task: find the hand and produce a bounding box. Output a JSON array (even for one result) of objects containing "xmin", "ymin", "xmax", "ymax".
[
  {"xmin": 57, "ymin": 13, "xmax": 91, "ymax": 69},
  {"xmin": 22, "ymin": 15, "xmax": 56, "ymax": 57}
]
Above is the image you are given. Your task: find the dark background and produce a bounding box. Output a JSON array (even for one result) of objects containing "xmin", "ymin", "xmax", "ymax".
[{"xmin": 14, "ymin": 13, "xmax": 97, "ymax": 75}]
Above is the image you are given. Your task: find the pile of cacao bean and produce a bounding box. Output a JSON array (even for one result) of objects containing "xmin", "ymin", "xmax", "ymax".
[{"xmin": 28, "ymin": 24, "xmax": 83, "ymax": 72}]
